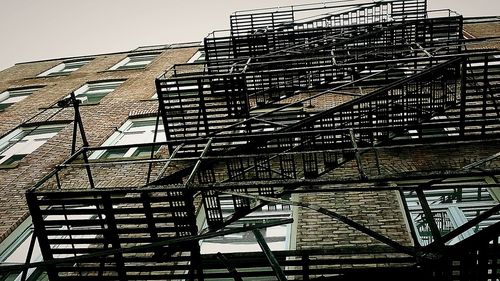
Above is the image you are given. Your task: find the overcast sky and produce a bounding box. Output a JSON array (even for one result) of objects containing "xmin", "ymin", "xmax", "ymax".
[{"xmin": 0, "ymin": 0, "xmax": 499, "ymax": 71}]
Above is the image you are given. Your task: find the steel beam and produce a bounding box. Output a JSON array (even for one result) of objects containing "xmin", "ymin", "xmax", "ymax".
[
  {"xmin": 222, "ymin": 191, "xmax": 418, "ymax": 258},
  {"xmin": 253, "ymin": 229, "xmax": 288, "ymax": 281}
]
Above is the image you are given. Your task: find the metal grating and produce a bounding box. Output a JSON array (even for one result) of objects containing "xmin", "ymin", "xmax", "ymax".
[{"xmin": 27, "ymin": 187, "xmax": 199, "ymax": 280}]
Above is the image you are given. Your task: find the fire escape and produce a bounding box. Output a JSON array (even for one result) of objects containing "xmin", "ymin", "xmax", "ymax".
[{"xmin": 2, "ymin": 0, "xmax": 500, "ymax": 280}]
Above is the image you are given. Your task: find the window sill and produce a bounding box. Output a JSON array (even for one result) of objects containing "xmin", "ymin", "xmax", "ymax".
[
  {"xmin": 138, "ymin": 98, "xmax": 158, "ymax": 102},
  {"xmin": 0, "ymin": 163, "xmax": 20, "ymax": 169},
  {"xmin": 99, "ymin": 66, "xmax": 148, "ymax": 73},
  {"xmin": 79, "ymin": 102, "xmax": 101, "ymax": 106},
  {"xmin": 24, "ymin": 73, "xmax": 71, "ymax": 80},
  {"xmin": 75, "ymin": 154, "xmax": 161, "ymax": 164}
]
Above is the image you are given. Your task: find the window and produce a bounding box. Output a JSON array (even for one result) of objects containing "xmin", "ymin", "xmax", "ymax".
[
  {"xmin": 0, "ymin": 209, "xmax": 97, "ymax": 280},
  {"xmin": 0, "ymin": 218, "xmax": 44, "ymax": 280},
  {"xmin": 92, "ymin": 118, "xmax": 165, "ymax": 159},
  {"xmin": 109, "ymin": 53, "xmax": 160, "ymax": 70},
  {"xmin": 38, "ymin": 59, "xmax": 92, "ymax": 77},
  {"xmin": 71, "ymin": 80, "xmax": 125, "ymax": 104},
  {"xmin": 401, "ymin": 177, "xmax": 499, "ymax": 246},
  {"xmin": 0, "ymin": 86, "xmax": 44, "ymax": 110},
  {"xmin": 187, "ymin": 49, "xmax": 206, "ymax": 63},
  {"xmin": 200, "ymin": 194, "xmax": 293, "ymax": 254},
  {"xmin": 0, "ymin": 124, "xmax": 66, "ymax": 166}
]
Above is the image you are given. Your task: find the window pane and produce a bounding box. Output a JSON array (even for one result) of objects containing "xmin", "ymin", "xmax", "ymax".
[
  {"xmin": 74, "ymin": 80, "xmax": 124, "ymax": 104},
  {"xmin": 131, "ymin": 145, "xmax": 161, "ymax": 158},
  {"xmin": 95, "ymin": 118, "xmax": 165, "ymax": 159},
  {"xmin": 1, "ymin": 154, "xmax": 27, "ymax": 165},
  {"xmin": 111, "ymin": 54, "xmax": 159, "ymax": 70},
  {"xmin": 100, "ymin": 147, "xmax": 129, "ymax": 159},
  {"xmin": 0, "ymin": 87, "xmax": 43, "ymax": 110},
  {"xmin": 0, "ymin": 125, "xmax": 65, "ymax": 165},
  {"xmin": 39, "ymin": 59, "xmax": 92, "ymax": 77}
]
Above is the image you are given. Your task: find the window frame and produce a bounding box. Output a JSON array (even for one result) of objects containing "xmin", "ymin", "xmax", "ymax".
[
  {"xmin": 0, "ymin": 217, "xmax": 45, "ymax": 280},
  {"xmin": 0, "ymin": 123, "xmax": 67, "ymax": 167},
  {"xmin": 109, "ymin": 53, "xmax": 160, "ymax": 71},
  {"xmin": 90, "ymin": 117, "xmax": 165, "ymax": 160},
  {"xmin": 70, "ymin": 79, "xmax": 125, "ymax": 105},
  {"xmin": 187, "ymin": 49, "xmax": 206, "ymax": 63},
  {"xmin": 0, "ymin": 86, "xmax": 44, "ymax": 111},
  {"xmin": 37, "ymin": 59, "xmax": 93, "ymax": 77},
  {"xmin": 199, "ymin": 193, "xmax": 294, "ymax": 254}
]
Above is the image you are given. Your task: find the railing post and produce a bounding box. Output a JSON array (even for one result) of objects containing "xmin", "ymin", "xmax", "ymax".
[
  {"xmin": 302, "ymin": 253, "xmax": 310, "ymax": 281},
  {"xmin": 459, "ymin": 58, "xmax": 467, "ymax": 137}
]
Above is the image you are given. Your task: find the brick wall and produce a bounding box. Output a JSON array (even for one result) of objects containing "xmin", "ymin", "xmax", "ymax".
[
  {"xmin": 295, "ymin": 141, "xmax": 500, "ymax": 250},
  {"xmin": 0, "ymin": 47, "xmax": 198, "ymax": 241}
]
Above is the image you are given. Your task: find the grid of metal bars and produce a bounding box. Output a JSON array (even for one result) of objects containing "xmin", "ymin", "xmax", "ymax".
[
  {"xmin": 12, "ymin": 0, "xmax": 500, "ymax": 280},
  {"xmin": 26, "ymin": 188, "xmax": 199, "ymax": 280}
]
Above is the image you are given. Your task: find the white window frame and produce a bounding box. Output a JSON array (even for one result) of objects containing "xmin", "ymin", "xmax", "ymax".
[
  {"xmin": 69, "ymin": 80, "xmax": 125, "ymax": 104},
  {"xmin": 0, "ymin": 86, "xmax": 44, "ymax": 110},
  {"xmin": 187, "ymin": 50, "xmax": 205, "ymax": 63},
  {"xmin": 38, "ymin": 59, "xmax": 92, "ymax": 77},
  {"xmin": 199, "ymin": 194, "xmax": 293, "ymax": 254},
  {"xmin": 0, "ymin": 217, "xmax": 43, "ymax": 280},
  {"xmin": 109, "ymin": 53, "xmax": 160, "ymax": 70},
  {"xmin": 90, "ymin": 117, "xmax": 165, "ymax": 159},
  {"xmin": 0, "ymin": 124, "xmax": 66, "ymax": 166}
]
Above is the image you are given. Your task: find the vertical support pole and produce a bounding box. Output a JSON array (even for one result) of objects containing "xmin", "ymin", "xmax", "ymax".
[
  {"xmin": 458, "ymin": 15, "xmax": 464, "ymax": 53},
  {"xmin": 156, "ymin": 79, "xmax": 173, "ymax": 154},
  {"xmin": 71, "ymin": 92, "xmax": 89, "ymax": 147},
  {"xmin": 349, "ymin": 129, "xmax": 367, "ymax": 180},
  {"xmin": 190, "ymin": 244, "xmax": 204, "ymax": 281},
  {"xmin": 20, "ymin": 232, "xmax": 37, "ymax": 281},
  {"xmin": 55, "ymin": 168, "xmax": 62, "ymax": 190},
  {"xmin": 71, "ymin": 114, "xmax": 78, "ymax": 155},
  {"xmin": 459, "ymin": 58, "xmax": 467, "ymax": 137},
  {"xmin": 81, "ymin": 149, "xmax": 95, "ymax": 189},
  {"xmin": 302, "ymin": 254, "xmax": 310, "ymax": 281},
  {"xmin": 415, "ymin": 189, "xmax": 443, "ymax": 247},
  {"xmin": 198, "ymin": 78, "xmax": 210, "ymax": 139},
  {"xmin": 373, "ymin": 147, "xmax": 382, "ymax": 176},
  {"xmin": 141, "ymin": 192, "xmax": 159, "ymax": 243},
  {"xmin": 102, "ymin": 193, "xmax": 127, "ymax": 281},
  {"xmin": 482, "ymin": 54, "xmax": 489, "ymax": 136},
  {"xmin": 146, "ymin": 105, "xmax": 161, "ymax": 184},
  {"xmin": 26, "ymin": 192, "xmax": 58, "ymax": 281},
  {"xmin": 69, "ymin": 92, "xmax": 95, "ymax": 189}
]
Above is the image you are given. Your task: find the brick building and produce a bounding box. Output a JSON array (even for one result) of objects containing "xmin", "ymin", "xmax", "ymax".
[{"xmin": 0, "ymin": 0, "xmax": 499, "ymax": 280}]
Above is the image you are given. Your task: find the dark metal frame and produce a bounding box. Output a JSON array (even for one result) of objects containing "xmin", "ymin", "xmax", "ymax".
[{"xmin": 3, "ymin": 1, "xmax": 500, "ymax": 280}]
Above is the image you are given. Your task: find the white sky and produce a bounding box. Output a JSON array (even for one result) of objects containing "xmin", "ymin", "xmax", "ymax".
[{"xmin": 0, "ymin": 0, "xmax": 499, "ymax": 71}]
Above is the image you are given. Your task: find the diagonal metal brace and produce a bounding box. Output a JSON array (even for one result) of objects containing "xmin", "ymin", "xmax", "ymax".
[
  {"xmin": 216, "ymin": 252, "xmax": 243, "ymax": 281},
  {"xmin": 223, "ymin": 190, "xmax": 418, "ymax": 258},
  {"xmin": 253, "ymin": 229, "xmax": 288, "ymax": 281},
  {"xmin": 349, "ymin": 129, "xmax": 367, "ymax": 179}
]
